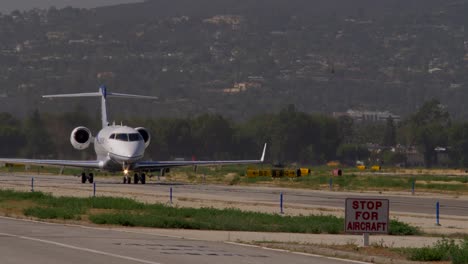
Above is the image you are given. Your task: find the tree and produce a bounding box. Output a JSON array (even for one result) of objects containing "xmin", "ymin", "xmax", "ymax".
[
  {"xmin": 267, "ymin": 105, "xmax": 340, "ymax": 164},
  {"xmin": 351, "ymin": 121, "xmax": 386, "ymax": 145},
  {"xmin": 336, "ymin": 143, "xmax": 370, "ymax": 165},
  {"xmin": 235, "ymin": 113, "xmax": 274, "ymax": 160},
  {"xmin": 382, "ymin": 150, "xmax": 407, "ymax": 166},
  {"xmin": 382, "ymin": 116, "xmax": 396, "ymax": 147},
  {"xmin": 0, "ymin": 113, "xmax": 25, "ymax": 156},
  {"xmin": 337, "ymin": 116, "xmax": 354, "ymax": 144},
  {"xmin": 22, "ymin": 110, "xmax": 55, "ymax": 158},
  {"xmin": 407, "ymin": 99, "xmax": 450, "ymax": 167},
  {"xmin": 448, "ymin": 122, "xmax": 468, "ymax": 168},
  {"xmin": 191, "ymin": 114, "xmax": 234, "ymax": 159},
  {"xmin": 47, "ymin": 106, "xmax": 97, "ymax": 159}
]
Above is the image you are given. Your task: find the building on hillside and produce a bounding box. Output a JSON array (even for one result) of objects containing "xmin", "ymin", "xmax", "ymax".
[
  {"xmin": 333, "ymin": 109, "xmax": 401, "ymax": 123},
  {"xmin": 222, "ymin": 82, "xmax": 262, "ymax": 94}
]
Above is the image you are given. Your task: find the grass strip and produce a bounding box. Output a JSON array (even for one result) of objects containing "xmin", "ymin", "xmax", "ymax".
[
  {"xmin": 0, "ymin": 189, "xmax": 419, "ymax": 235},
  {"xmin": 89, "ymin": 206, "xmax": 344, "ymax": 233},
  {"xmin": 88, "ymin": 208, "xmax": 418, "ymax": 235}
]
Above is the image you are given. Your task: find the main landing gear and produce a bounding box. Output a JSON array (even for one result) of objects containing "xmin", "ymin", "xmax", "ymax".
[
  {"xmin": 81, "ymin": 172, "xmax": 94, "ymax": 184},
  {"xmin": 123, "ymin": 173, "xmax": 146, "ymax": 184}
]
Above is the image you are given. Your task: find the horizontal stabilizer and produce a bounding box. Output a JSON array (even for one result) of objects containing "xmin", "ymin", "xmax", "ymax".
[
  {"xmin": 43, "ymin": 92, "xmax": 102, "ymax": 98},
  {"xmin": 43, "ymin": 92, "xmax": 158, "ymax": 100},
  {"xmin": 107, "ymin": 93, "xmax": 158, "ymax": 100},
  {"xmin": 43, "ymin": 86, "xmax": 158, "ymax": 128}
]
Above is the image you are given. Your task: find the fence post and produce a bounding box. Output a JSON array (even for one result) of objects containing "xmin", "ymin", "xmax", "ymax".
[
  {"xmin": 436, "ymin": 201, "xmax": 441, "ymax": 226},
  {"xmin": 170, "ymin": 187, "xmax": 173, "ymax": 204},
  {"xmin": 280, "ymin": 192, "xmax": 284, "ymax": 214},
  {"xmin": 93, "ymin": 182, "xmax": 96, "ymax": 197},
  {"xmin": 411, "ymin": 179, "xmax": 415, "ymax": 195},
  {"xmin": 31, "ymin": 177, "xmax": 34, "ymax": 192}
]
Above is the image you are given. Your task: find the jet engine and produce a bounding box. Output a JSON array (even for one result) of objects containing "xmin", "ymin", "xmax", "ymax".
[
  {"xmin": 70, "ymin": 126, "xmax": 92, "ymax": 150},
  {"xmin": 135, "ymin": 127, "xmax": 151, "ymax": 148}
]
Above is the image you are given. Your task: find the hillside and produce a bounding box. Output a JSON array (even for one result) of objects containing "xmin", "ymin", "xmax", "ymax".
[
  {"xmin": 0, "ymin": 0, "xmax": 143, "ymax": 13},
  {"xmin": 1, "ymin": 0, "xmax": 468, "ymax": 120}
]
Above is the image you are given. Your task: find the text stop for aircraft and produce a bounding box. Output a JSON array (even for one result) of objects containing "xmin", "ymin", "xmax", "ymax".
[{"xmin": 345, "ymin": 198, "xmax": 389, "ymax": 234}]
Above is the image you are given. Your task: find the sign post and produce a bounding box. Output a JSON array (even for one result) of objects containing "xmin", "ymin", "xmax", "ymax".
[{"xmin": 345, "ymin": 198, "xmax": 389, "ymax": 247}]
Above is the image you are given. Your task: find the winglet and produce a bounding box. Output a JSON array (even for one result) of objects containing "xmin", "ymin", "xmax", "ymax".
[{"xmin": 260, "ymin": 143, "xmax": 267, "ymax": 162}]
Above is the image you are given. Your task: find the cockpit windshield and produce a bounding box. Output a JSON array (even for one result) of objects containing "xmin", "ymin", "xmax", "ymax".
[
  {"xmin": 110, "ymin": 133, "xmax": 143, "ymax": 142},
  {"xmin": 115, "ymin": 133, "xmax": 128, "ymax": 141},
  {"xmin": 129, "ymin": 133, "xmax": 143, "ymax": 141}
]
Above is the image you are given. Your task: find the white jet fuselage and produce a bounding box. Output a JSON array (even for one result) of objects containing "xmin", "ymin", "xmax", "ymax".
[{"xmin": 94, "ymin": 125, "xmax": 146, "ymax": 171}]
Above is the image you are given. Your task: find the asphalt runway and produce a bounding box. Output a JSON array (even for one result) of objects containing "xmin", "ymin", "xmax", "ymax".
[
  {"xmin": 0, "ymin": 217, "xmax": 364, "ymax": 264},
  {"xmin": 0, "ymin": 173, "xmax": 467, "ymax": 217}
]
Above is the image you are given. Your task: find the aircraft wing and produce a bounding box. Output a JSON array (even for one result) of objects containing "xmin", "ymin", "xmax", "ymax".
[
  {"xmin": 134, "ymin": 143, "xmax": 267, "ymax": 170},
  {"xmin": 0, "ymin": 158, "xmax": 102, "ymax": 169}
]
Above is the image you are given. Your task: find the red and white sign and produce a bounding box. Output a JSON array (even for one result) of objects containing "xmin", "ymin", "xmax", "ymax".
[{"xmin": 345, "ymin": 198, "xmax": 389, "ymax": 234}]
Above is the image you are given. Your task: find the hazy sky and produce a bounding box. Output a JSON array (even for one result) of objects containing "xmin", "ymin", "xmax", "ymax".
[{"xmin": 0, "ymin": 0, "xmax": 144, "ymax": 13}]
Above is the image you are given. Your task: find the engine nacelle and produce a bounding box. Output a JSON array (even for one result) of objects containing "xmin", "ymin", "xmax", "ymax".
[
  {"xmin": 135, "ymin": 127, "xmax": 151, "ymax": 148},
  {"xmin": 70, "ymin": 126, "xmax": 92, "ymax": 150}
]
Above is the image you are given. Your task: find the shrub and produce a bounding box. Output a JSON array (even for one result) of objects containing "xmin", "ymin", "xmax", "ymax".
[{"xmin": 389, "ymin": 220, "xmax": 420, "ymax": 235}]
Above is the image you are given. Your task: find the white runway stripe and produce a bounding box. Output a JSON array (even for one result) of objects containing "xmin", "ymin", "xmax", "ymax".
[{"xmin": 0, "ymin": 232, "xmax": 163, "ymax": 264}]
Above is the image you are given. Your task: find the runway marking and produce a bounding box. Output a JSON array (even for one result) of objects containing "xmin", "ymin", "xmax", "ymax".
[{"xmin": 0, "ymin": 232, "xmax": 163, "ymax": 264}]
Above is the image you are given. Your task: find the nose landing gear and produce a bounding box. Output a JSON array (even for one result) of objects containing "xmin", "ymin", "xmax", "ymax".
[{"xmin": 123, "ymin": 175, "xmax": 131, "ymax": 184}]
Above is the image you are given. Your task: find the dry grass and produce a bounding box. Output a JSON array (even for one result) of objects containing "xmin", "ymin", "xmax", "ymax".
[{"xmin": 251, "ymin": 241, "xmax": 451, "ymax": 264}]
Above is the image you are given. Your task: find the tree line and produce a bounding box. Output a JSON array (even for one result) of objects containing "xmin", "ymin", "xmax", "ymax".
[{"xmin": 1, "ymin": 100, "xmax": 468, "ymax": 168}]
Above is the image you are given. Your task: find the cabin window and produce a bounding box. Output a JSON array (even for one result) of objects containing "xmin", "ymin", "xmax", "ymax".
[{"xmin": 109, "ymin": 134, "xmax": 115, "ymax": 139}]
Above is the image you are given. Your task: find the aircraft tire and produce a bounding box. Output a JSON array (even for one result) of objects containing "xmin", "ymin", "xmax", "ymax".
[
  {"xmin": 127, "ymin": 176, "xmax": 131, "ymax": 184},
  {"xmin": 123, "ymin": 176, "xmax": 127, "ymax": 184},
  {"xmin": 140, "ymin": 173, "xmax": 146, "ymax": 184},
  {"xmin": 81, "ymin": 173, "xmax": 87, "ymax": 184},
  {"xmin": 88, "ymin": 173, "xmax": 94, "ymax": 184},
  {"xmin": 134, "ymin": 173, "xmax": 139, "ymax": 184}
]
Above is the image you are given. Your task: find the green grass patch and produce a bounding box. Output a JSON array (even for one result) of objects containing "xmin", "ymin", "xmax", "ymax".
[
  {"xmin": 89, "ymin": 207, "xmax": 344, "ymax": 233},
  {"xmin": 243, "ymin": 176, "xmax": 274, "ymax": 184},
  {"xmin": 0, "ymin": 189, "xmax": 48, "ymax": 202},
  {"xmin": 388, "ymin": 220, "xmax": 420, "ymax": 235},
  {"xmin": 293, "ymin": 175, "xmax": 329, "ymax": 185},
  {"xmin": 24, "ymin": 206, "xmax": 84, "ymax": 220},
  {"xmin": 400, "ymin": 238, "xmax": 468, "ymax": 263},
  {"xmin": 86, "ymin": 196, "xmax": 146, "ymax": 210}
]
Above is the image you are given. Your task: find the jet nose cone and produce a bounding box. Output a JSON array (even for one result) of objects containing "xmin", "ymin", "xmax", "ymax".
[
  {"xmin": 119, "ymin": 142, "xmax": 144, "ymax": 159},
  {"xmin": 122, "ymin": 148, "xmax": 138, "ymax": 158}
]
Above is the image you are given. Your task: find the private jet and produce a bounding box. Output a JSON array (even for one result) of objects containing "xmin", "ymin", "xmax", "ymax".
[{"xmin": 0, "ymin": 85, "xmax": 266, "ymax": 184}]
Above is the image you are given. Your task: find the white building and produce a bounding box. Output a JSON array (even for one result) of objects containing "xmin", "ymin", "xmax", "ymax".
[{"xmin": 334, "ymin": 109, "xmax": 401, "ymax": 122}]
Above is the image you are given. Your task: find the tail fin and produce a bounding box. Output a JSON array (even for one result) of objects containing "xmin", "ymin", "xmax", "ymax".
[{"xmin": 43, "ymin": 85, "xmax": 158, "ymax": 128}]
